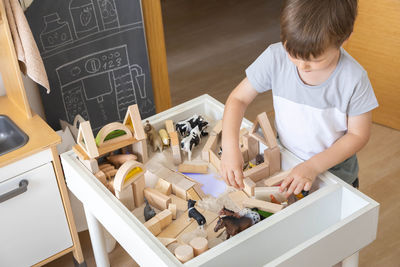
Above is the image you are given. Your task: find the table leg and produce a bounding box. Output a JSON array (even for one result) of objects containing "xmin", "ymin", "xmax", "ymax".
[
  {"xmin": 342, "ymin": 252, "xmax": 359, "ymax": 267},
  {"xmin": 84, "ymin": 205, "xmax": 110, "ymax": 267}
]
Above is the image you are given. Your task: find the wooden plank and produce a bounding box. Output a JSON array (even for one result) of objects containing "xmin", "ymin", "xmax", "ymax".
[
  {"xmin": 264, "ymin": 146, "xmax": 281, "ymax": 176},
  {"xmin": 97, "ymin": 137, "xmax": 138, "ymax": 156},
  {"xmin": 168, "ymin": 203, "xmax": 177, "ymax": 219},
  {"xmin": 165, "ymin": 120, "xmax": 175, "ymax": 133},
  {"xmin": 242, "ymin": 198, "xmax": 283, "ymax": 213},
  {"xmin": 186, "ymin": 187, "xmax": 201, "ymax": 201},
  {"xmin": 209, "ymin": 151, "xmax": 221, "ymax": 173},
  {"xmin": 155, "ymin": 209, "xmax": 173, "ymax": 229},
  {"xmin": 178, "ymin": 163, "xmax": 208, "ymax": 174},
  {"xmin": 243, "ymin": 134, "xmax": 259, "ymax": 160},
  {"xmin": 243, "ymin": 177, "xmax": 256, "ymax": 197},
  {"xmin": 170, "ymin": 194, "xmax": 188, "ymax": 212},
  {"xmin": 201, "ymin": 135, "xmax": 217, "ymax": 162},
  {"xmin": 158, "ymin": 211, "xmax": 193, "ymax": 238},
  {"xmin": 144, "ymin": 216, "xmax": 162, "ymax": 236},
  {"xmin": 255, "ymin": 112, "xmax": 278, "ymax": 149},
  {"xmin": 264, "ymin": 169, "xmax": 292, "ymax": 186},
  {"xmin": 155, "ymin": 178, "xmax": 172, "ymax": 195}
]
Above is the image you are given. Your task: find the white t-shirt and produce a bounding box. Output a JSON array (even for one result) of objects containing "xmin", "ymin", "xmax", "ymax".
[{"xmin": 246, "ymin": 42, "xmax": 378, "ymax": 161}]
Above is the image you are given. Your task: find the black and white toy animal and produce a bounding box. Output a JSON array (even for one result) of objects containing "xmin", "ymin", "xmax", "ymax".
[
  {"xmin": 180, "ymin": 125, "xmax": 202, "ymax": 161},
  {"xmin": 188, "ymin": 199, "xmax": 206, "ymax": 228},
  {"xmin": 175, "ymin": 114, "xmax": 208, "ymax": 137}
]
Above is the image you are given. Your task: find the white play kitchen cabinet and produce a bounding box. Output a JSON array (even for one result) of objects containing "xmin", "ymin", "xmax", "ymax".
[
  {"xmin": 0, "ymin": 150, "xmax": 72, "ymax": 266},
  {"xmin": 61, "ymin": 95, "xmax": 379, "ymax": 267}
]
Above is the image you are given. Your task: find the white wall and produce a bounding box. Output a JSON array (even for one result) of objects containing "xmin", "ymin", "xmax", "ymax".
[{"xmin": 0, "ymin": 72, "xmax": 46, "ymax": 119}]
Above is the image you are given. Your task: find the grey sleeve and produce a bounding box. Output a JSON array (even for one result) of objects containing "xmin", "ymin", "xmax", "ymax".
[
  {"xmin": 245, "ymin": 46, "xmax": 274, "ymax": 93},
  {"xmin": 347, "ymin": 72, "xmax": 379, "ymax": 116}
]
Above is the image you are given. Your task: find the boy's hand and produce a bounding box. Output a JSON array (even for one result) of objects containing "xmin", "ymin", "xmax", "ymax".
[
  {"xmin": 279, "ymin": 161, "xmax": 318, "ymax": 198},
  {"xmin": 220, "ymin": 146, "xmax": 244, "ymax": 189}
]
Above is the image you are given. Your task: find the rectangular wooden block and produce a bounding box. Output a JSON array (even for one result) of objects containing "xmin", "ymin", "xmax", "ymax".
[
  {"xmin": 165, "ymin": 120, "xmax": 175, "ymax": 133},
  {"xmin": 155, "ymin": 178, "xmax": 172, "ymax": 195},
  {"xmin": 168, "ymin": 203, "xmax": 177, "ymax": 219},
  {"xmin": 155, "ymin": 209, "xmax": 173, "ymax": 229},
  {"xmin": 115, "ymin": 186, "xmax": 135, "ymax": 211},
  {"xmin": 241, "ymin": 146, "xmax": 249, "ymax": 163},
  {"xmin": 193, "ymin": 183, "xmax": 206, "ymax": 199},
  {"xmin": 158, "ymin": 210, "xmax": 192, "ymax": 238},
  {"xmin": 264, "ymin": 169, "xmax": 292, "ymax": 186},
  {"xmin": 130, "ymin": 105, "xmax": 146, "ymax": 140},
  {"xmin": 178, "ymin": 163, "xmax": 208, "ymax": 174},
  {"xmin": 255, "ymin": 112, "xmax": 278, "ymax": 149},
  {"xmin": 209, "ymin": 151, "xmax": 221, "ymax": 173},
  {"xmin": 144, "ymin": 216, "xmax": 162, "ymax": 236},
  {"xmin": 264, "ymin": 146, "xmax": 281, "ymax": 176},
  {"xmin": 243, "ymin": 162, "xmax": 269, "ymax": 182},
  {"xmin": 228, "ymin": 190, "xmax": 249, "ymax": 210},
  {"xmin": 243, "ymin": 198, "xmax": 283, "ymax": 213},
  {"xmin": 169, "ymin": 131, "xmax": 180, "ymax": 146},
  {"xmin": 132, "ymin": 174, "xmax": 145, "ymax": 207},
  {"xmin": 169, "ymin": 194, "xmax": 188, "ymax": 211},
  {"xmin": 131, "ymin": 139, "xmax": 148, "ymax": 164},
  {"xmin": 186, "ymin": 187, "xmax": 201, "ymax": 201},
  {"xmin": 243, "ymin": 134, "xmax": 259, "ymax": 161},
  {"xmin": 211, "ymin": 120, "xmax": 223, "ymax": 135},
  {"xmin": 243, "ymin": 177, "xmax": 256, "ymax": 197},
  {"xmin": 173, "ymin": 177, "xmax": 196, "ymax": 200},
  {"xmin": 144, "ymin": 187, "xmax": 171, "ymax": 210},
  {"xmin": 201, "ymin": 135, "xmax": 217, "ymax": 162}
]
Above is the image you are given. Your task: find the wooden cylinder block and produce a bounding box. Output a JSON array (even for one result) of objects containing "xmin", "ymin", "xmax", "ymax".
[
  {"xmin": 189, "ymin": 237, "xmax": 208, "ymax": 256},
  {"xmin": 174, "ymin": 244, "xmax": 194, "ymax": 263}
]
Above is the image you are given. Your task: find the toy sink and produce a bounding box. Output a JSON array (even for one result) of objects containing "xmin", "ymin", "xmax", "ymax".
[
  {"xmin": 61, "ymin": 94, "xmax": 379, "ymax": 266},
  {"xmin": 0, "ymin": 115, "xmax": 29, "ymax": 156}
]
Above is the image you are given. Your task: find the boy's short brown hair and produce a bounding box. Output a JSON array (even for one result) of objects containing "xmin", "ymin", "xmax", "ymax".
[{"xmin": 281, "ymin": 0, "xmax": 358, "ymax": 60}]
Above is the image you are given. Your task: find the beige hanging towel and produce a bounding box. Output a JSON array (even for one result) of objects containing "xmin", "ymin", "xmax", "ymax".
[{"xmin": 4, "ymin": 0, "xmax": 50, "ymax": 93}]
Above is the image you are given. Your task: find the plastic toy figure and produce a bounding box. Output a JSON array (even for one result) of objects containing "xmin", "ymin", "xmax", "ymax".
[
  {"xmin": 144, "ymin": 120, "xmax": 163, "ymax": 152},
  {"xmin": 144, "ymin": 197, "xmax": 156, "ymax": 221},
  {"xmin": 213, "ymin": 215, "xmax": 253, "ymax": 239},
  {"xmin": 187, "ymin": 199, "xmax": 206, "ymax": 227}
]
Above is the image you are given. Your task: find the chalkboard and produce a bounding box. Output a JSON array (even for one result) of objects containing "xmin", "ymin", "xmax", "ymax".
[{"xmin": 25, "ymin": 0, "xmax": 156, "ymax": 133}]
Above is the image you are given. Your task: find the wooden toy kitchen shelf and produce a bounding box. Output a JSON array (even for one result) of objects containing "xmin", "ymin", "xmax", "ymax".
[{"xmin": 62, "ymin": 94, "xmax": 379, "ymax": 266}]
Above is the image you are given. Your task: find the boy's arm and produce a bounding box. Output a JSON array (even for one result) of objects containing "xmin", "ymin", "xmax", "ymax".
[
  {"xmin": 280, "ymin": 112, "xmax": 372, "ymax": 197},
  {"xmin": 222, "ymin": 78, "xmax": 259, "ymax": 189}
]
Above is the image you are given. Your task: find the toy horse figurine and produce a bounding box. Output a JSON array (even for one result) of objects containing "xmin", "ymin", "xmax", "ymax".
[
  {"xmin": 214, "ymin": 216, "xmax": 253, "ymax": 239},
  {"xmin": 187, "ymin": 199, "xmax": 206, "ymax": 227}
]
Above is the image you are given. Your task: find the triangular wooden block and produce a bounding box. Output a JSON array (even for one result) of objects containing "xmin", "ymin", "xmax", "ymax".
[
  {"xmin": 77, "ymin": 121, "xmax": 99, "ymax": 158},
  {"xmin": 123, "ymin": 105, "xmax": 146, "ymax": 140}
]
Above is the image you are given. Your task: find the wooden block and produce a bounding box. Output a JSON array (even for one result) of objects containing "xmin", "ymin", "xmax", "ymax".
[
  {"xmin": 264, "ymin": 146, "xmax": 281, "ymax": 176},
  {"xmin": 81, "ymin": 158, "xmax": 100, "ymax": 174},
  {"xmin": 155, "ymin": 178, "xmax": 172, "ymax": 195},
  {"xmin": 158, "ymin": 211, "xmax": 193, "ymax": 238},
  {"xmin": 124, "ymin": 104, "xmax": 146, "ymax": 140},
  {"xmin": 173, "ymin": 177, "xmax": 196, "ymax": 200},
  {"xmin": 243, "ymin": 162, "xmax": 269, "ymax": 182},
  {"xmin": 96, "ymin": 122, "xmax": 133, "ymax": 146},
  {"xmin": 144, "ymin": 187, "xmax": 172, "ymax": 210},
  {"xmin": 252, "ymin": 112, "xmax": 278, "ymax": 149},
  {"xmin": 211, "ymin": 120, "xmax": 223, "ymax": 135},
  {"xmin": 155, "ymin": 209, "xmax": 173, "ymax": 229},
  {"xmin": 170, "ymin": 194, "xmax": 188, "ymax": 211},
  {"xmin": 176, "ymin": 220, "xmax": 199, "ymax": 243},
  {"xmin": 72, "ymin": 144, "xmax": 89, "ymax": 161},
  {"xmin": 144, "ymin": 216, "xmax": 162, "ymax": 236},
  {"xmin": 77, "ymin": 121, "xmax": 99, "ymax": 158},
  {"xmin": 131, "ymin": 139, "xmax": 148, "ymax": 164},
  {"xmin": 239, "ymin": 128, "xmax": 249, "ymax": 146},
  {"xmin": 193, "ymin": 184, "xmax": 206, "ymax": 199},
  {"xmin": 157, "ymin": 237, "xmax": 177, "ymax": 247},
  {"xmin": 132, "ymin": 175, "xmax": 145, "ymax": 207},
  {"xmin": 178, "ymin": 163, "xmax": 208, "ymax": 174},
  {"xmin": 190, "ymin": 237, "xmax": 208, "ymax": 256},
  {"xmin": 169, "ymin": 131, "xmax": 180, "ymax": 146},
  {"xmin": 243, "ymin": 134, "xmax": 259, "ymax": 161},
  {"xmin": 254, "ymin": 186, "xmax": 287, "ymax": 203},
  {"xmin": 107, "ymin": 154, "xmax": 137, "ymax": 168},
  {"xmin": 165, "ymin": 120, "xmax": 175, "ymax": 133},
  {"xmin": 104, "ymin": 169, "xmax": 118, "ymax": 180},
  {"xmin": 186, "ymin": 187, "xmax": 201, "ymax": 201},
  {"xmin": 99, "ymin": 165, "xmax": 114, "ymax": 173},
  {"xmin": 201, "ymin": 135, "xmax": 217, "ymax": 162},
  {"xmin": 114, "ymin": 160, "xmax": 145, "ymax": 191},
  {"xmin": 241, "ymin": 146, "xmax": 249, "ymax": 163},
  {"xmin": 242, "ymin": 198, "xmax": 283, "ymax": 213},
  {"xmin": 264, "ymin": 169, "xmax": 292, "ymax": 186},
  {"xmin": 115, "ymin": 186, "xmax": 135, "ymax": 211},
  {"xmin": 168, "ymin": 203, "xmax": 177, "ymax": 219},
  {"xmin": 174, "ymin": 244, "xmax": 194, "ymax": 263},
  {"xmin": 95, "ymin": 170, "xmax": 107, "ymax": 185},
  {"xmin": 99, "ymin": 163, "xmax": 112, "ymax": 170},
  {"xmin": 209, "ymin": 151, "xmax": 221, "ymax": 173},
  {"xmin": 243, "ymin": 177, "xmax": 256, "ymax": 197},
  {"xmin": 228, "ymin": 190, "xmax": 249, "ymax": 210}
]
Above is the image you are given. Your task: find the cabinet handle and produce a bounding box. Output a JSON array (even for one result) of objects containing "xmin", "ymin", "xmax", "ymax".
[{"xmin": 0, "ymin": 179, "xmax": 29, "ymax": 204}]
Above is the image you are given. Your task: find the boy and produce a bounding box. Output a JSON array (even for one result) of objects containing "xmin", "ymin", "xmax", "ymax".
[{"xmin": 221, "ymin": 0, "xmax": 378, "ymax": 197}]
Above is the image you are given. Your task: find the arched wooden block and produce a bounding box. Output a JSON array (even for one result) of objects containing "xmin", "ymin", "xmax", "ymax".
[
  {"xmin": 96, "ymin": 122, "xmax": 133, "ymax": 146},
  {"xmin": 113, "ymin": 160, "xmax": 146, "ymax": 192}
]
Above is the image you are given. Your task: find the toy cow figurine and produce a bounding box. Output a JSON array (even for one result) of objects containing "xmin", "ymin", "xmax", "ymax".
[
  {"xmin": 176, "ymin": 114, "xmax": 208, "ymax": 137},
  {"xmin": 188, "ymin": 199, "xmax": 206, "ymax": 228},
  {"xmin": 180, "ymin": 125, "xmax": 202, "ymax": 161}
]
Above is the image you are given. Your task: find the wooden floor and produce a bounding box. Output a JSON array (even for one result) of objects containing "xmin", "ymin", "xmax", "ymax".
[{"xmin": 45, "ymin": 0, "xmax": 400, "ymax": 266}]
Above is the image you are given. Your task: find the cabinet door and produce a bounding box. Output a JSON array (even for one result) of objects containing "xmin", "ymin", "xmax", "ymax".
[{"xmin": 0, "ymin": 163, "xmax": 73, "ymax": 266}]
